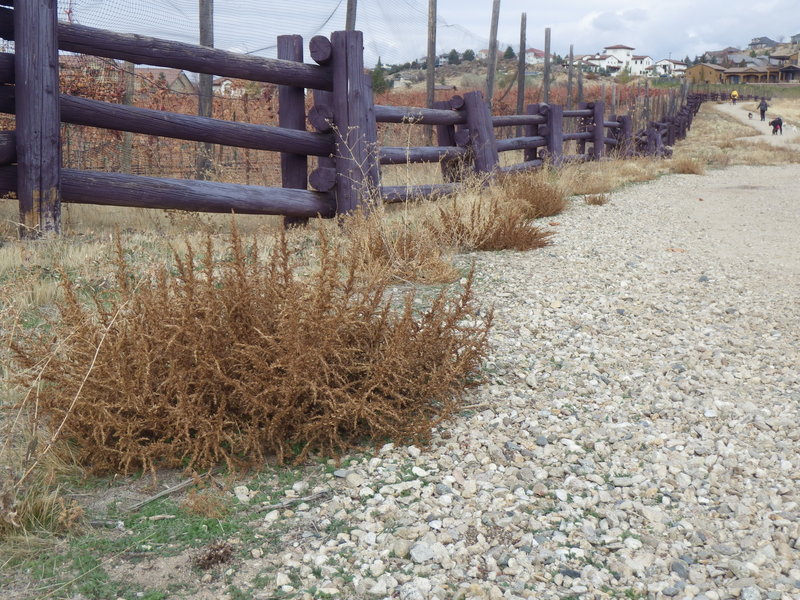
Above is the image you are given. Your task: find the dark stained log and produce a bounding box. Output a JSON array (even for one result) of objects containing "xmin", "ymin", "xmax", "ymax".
[
  {"xmin": 433, "ymin": 99, "xmax": 461, "ymax": 182},
  {"xmin": 0, "ymin": 130, "xmax": 15, "ymax": 165},
  {"xmin": 540, "ymin": 103, "xmax": 563, "ymax": 164},
  {"xmin": 491, "ymin": 114, "xmax": 546, "ymax": 127},
  {"xmin": 604, "ymin": 137, "xmax": 618, "ymax": 146},
  {"xmin": 0, "ymin": 166, "xmax": 336, "ymax": 217},
  {"xmin": 496, "ymin": 136, "xmax": 546, "ymax": 152},
  {"xmin": 575, "ymin": 101, "xmax": 589, "ymax": 155},
  {"xmin": 463, "ymin": 90, "xmax": 498, "ymax": 173},
  {"xmin": 309, "ymin": 167, "xmax": 336, "ymax": 192},
  {"xmin": 500, "ymin": 159, "xmax": 543, "ymax": 173},
  {"xmin": 524, "ymin": 103, "xmax": 540, "ymax": 162},
  {"xmin": 0, "ymin": 8, "xmax": 333, "ymax": 91},
  {"xmin": 278, "ymin": 34, "xmax": 310, "ymax": 227},
  {"xmin": 313, "ymin": 90, "xmax": 336, "ymax": 173},
  {"xmin": 379, "ymin": 145, "xmax": 467, "ymax": 165},
  {"xmin": 14, "ymin": 0, "xmax": 61, "ymax": 237},
  {"xmin": 374, "ymin": 104, "xmax": 465, "ymax": 126},
  {"xmin": 562, "ymin": 108, "xmax": 592, "ymax": 117},
  {"xmin": 591, "ymin": 101, "xmax": 605, "ymax": 160},
  {"xmin": 562, "ymin": 131, "xmax": 592, "ymax": 141},
  {"xmin": 603, "ymin": 120, "xmax": 621, "ymax": 128},
  {"xmin": 0, "ymin": 87, "xmax": 334, "ymax": 157},
  {"xmin": 0, "ymin": 53, "xmax": 13, "ymax": 83},
  {"xmin": 380, "ymin": 183, "xmax": 460, "ymax": 203},
  {"xmin": 309, "ymin": 35, "xmax": 332, "ymax": 65},
  {"xmin": 330, "ymin": 30, "xmax": 379, "ymax": 214},
  {"xmin": 308, "ymin": 104, "xmax": 334, "ymax": 132},
  {"xmin": 449, "ymin": 95, "xmax": 464, "ymax": 110},
  {"xmin": 454, "ymin": 129, "xmax": 471, "ymax": 148},
  {"xmin": 617, "ymin": 113, "xmax": 632, "ymax": 156},
  {"xmin": 362, "ymin": 73, "xmax": 380, "ymax": 185}
]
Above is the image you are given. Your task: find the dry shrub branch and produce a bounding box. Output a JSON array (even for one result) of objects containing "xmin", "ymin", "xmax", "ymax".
[{"xmin": 11, "ymin": 228, "xmax": 491, "ymax": 474}]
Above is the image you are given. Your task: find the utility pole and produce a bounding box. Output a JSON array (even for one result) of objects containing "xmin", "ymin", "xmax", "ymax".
[
  {"xmin": 542, "ymin": 27, "xmax": 551, "ymax": 104},
  {"xmin": 346, "ymin": 0, "xmax": 357, "ymax": 30},
  {"xmin": 426, "ymin": 0, "xmax": 437, "ymax": 141},
  {"xmin": 196, "ymin": 0, "xmax": 214, "ymax": 179},
  {"xmin": 516, "ymin": 13, "xmax": 526, "ymax": 137},
  {"xmin": 485, "ymin": 0, "xmax": 500, "ymax": 106},
  {"xmin": 566, "ymin": 44, "xmax": 574, "ymax": 109}
]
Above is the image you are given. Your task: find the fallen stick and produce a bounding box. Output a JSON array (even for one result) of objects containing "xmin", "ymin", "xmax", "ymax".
[{"xmin": 124, "ymin": 477, "xmax": 197, "ymax": 513}]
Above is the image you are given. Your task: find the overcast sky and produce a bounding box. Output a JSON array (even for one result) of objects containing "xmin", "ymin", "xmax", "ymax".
[{"xmin": 60, "ymin": 0, "xmax": 799, "ymax": 67}]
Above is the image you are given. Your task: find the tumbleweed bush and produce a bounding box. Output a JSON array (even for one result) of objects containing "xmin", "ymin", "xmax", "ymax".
[{"xmin": 11, "ymin": 228, "xmax": 491, "ymax": 474}]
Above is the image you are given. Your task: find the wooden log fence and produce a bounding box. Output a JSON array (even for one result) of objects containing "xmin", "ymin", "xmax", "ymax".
[{"xmin": 0, "ymin": 2, "xmax": 707, "ymax": 237}]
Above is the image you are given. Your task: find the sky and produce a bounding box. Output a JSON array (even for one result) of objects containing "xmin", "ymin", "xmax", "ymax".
[{"xmin": 56, "ymin": 0, "xmax": 799, "ymax": 67}]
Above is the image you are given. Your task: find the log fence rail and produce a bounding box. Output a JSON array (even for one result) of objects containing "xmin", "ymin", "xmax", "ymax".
[{"xmin": 0, "ymin": 2, "xmax": 735, "ymax": 237}]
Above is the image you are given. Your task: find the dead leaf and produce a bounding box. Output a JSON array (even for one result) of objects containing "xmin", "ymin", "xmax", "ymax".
[
  {"xmin": 666, "ymin": 248, "xmax": 687, "ymax": 253},
  {"xmin": 548, "ymin": 221, "xmax": 561, "ymax": 226}
]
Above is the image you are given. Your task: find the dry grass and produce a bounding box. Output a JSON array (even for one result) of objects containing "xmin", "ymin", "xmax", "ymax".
[
  {"xmin": 492, "ymin": 168, "xmax": 568, "ymax": 219},
  {"xmin": 559, "ymin": 157, "xmax": 667, "ymax": 196},
  {"xmin": 9, "ymin": 228, "xmax": 491, "ymax": 474},
  {"xmin": 670, "ymin": 156, "xmax": 706, "ymax": 175},
  {"xmin": 584, "ymin": 194, "xmax": 610, "ymax": 206},
  {"xmin": 671, "ymin": 103, "xmax": 800, "ymax": 168},
  {"xmin": 426, "ymin": 193, "xmax": 554, "ymax": 252}
]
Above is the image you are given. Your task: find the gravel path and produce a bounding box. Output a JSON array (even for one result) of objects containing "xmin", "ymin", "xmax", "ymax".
[{"xmin": 188, "ymin": 163, "xmax": 800, "ymax": 600}]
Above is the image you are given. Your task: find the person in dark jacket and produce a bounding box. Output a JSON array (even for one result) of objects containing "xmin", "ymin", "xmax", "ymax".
[
  {"xmin": 768, "ymin": 117, "xmax": 782, "ymax": 135},
  {"xmin": 758, "ymin": 98, "xmax": 769, "ymax": 121}
]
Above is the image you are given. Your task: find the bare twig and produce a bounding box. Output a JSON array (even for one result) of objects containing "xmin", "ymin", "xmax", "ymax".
[{"xmin": 124, "ymin": 477, "xmax": 197, "ymax": 513}]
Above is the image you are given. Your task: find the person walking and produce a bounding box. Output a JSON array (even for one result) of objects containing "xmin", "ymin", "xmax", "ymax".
[
  {"xmin": 758, "ymin": 97, "xmax": 769, "ymax": 121},
  {"xmin": 730, "ymin": 90, "xmax": 739, "ymax": 105}
]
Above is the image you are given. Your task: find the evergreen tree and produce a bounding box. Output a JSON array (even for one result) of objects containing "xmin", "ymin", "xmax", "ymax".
[
  {"xmin": 371, "ymin": 57, "xmax": 388, "ymax": 94},
  {"xmin": 462, "ymin": 49, "xmax": 476, "ymax": 62},
  {"xmin": 448, "ymin": 49, "xmax": 461, "ymax": 65},
  {"xmin": 504, "ymin": 45, "xmax": 516, "ymax": 60}
]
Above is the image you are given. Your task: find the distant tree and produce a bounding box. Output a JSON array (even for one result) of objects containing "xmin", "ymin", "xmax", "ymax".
[
  {"xmin": 710, "ymin": 56, "xmax": 718, "ymax": 64},
  {"xmin": 371, "ymin": 57, "xmax": 388, "ymax": 94},
  {"xmin": 448, "ymin": 49, "xmax": 461, "ymax": 65},
  {"xmin": 462, "ymin": 49, "xmax": 476, "ymax": 62},
  {"xmin": 749, "ymin": 50, "xmax": 757, "ymax": 57},
  {"xmin": 503, "ymin": 45, "xmax": 516, "ymax": 60},
  {"xmin": 683, "ymin": 55, "xmax": 691, "ymax": 66}
]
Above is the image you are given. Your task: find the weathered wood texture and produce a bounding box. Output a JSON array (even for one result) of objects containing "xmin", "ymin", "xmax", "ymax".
[
  {"xmin": 591, "ymin": 101, "xmax": 605, "ymax": 160},
  {"xmin": 380, "ymin": 183, "xmax": 459, "ymax": 203},
  {"xmin": 0, "ymin": 7, "xmax": 333, "ymax": 91},
  {"xmin": 379, "ymin": 146, "xmax": 467, "ymax": 165},
  {"xmin": 278, "ymin": 34, "xmax": 310, "ymax": 227},
  {"xmin": 14, "ymin": 0, "xmax": 60, "ymax": 237},
  {"xmin": 0, "ymin": 52, "xmax": 13, "ymax": 83},
  {"xmin": 374, "ymin": 104, "xmax": 465, "ymax": 126},
  {"xmin": 0, "ymin": 130, "xmax": 15, "ymax": 165},
  {"xmin": 463, "ymin": 91, "xmax": 499, "ymax": 173},
  {"xmin": 0, "ymin": 87, "xmax": 334, "ymax": 157},
  {"xmin": 0, "ymin": 166, "xmax": 335, "ymax": 217},
  {"xmin": 330, "ymin": 30, "xmax": 379, "ymax": 213}
]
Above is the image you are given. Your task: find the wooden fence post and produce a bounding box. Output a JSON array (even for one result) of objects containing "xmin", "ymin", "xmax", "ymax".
[
  {"xmin": 591, "ymin": 101, "xmax": 604, "ymax": 160},
  {"xmin": 462, "ymin": 90, "xmax": 499, "ymax": 173},
  {"xmin": 433, "ymin": 99, "xmax": 461, "ymax": 182},
  {"xmin": 618, "ymin": 114, "xmax": 633, "ymax": 156},
  {"xmin": 524, "ymin": 103, "xmax": 540, "ymax": 162},
  {"xmin": 278, "ymin": 34, "xmax": 309, "ymax": 227},
  {"xmin": 540, "ymin": 103, "xmax": 563, "ymax": 164},
  {"xmin": 14, "ymin": 0, "xmax": 61, "ymax": 237},
  {"xmin": 329, "ymin": 30, "xmax": 379, "ymax": 214}
]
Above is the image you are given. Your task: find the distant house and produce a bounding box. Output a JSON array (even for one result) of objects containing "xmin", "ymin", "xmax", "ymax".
[
  {"xmin": 702, "ymin": 47, "xmax": 740, "ymax": 65},
  {"xmin": 135, "ymin": 68, "xmax": 196, "ymax": 94},
  {"xmin": 748, "ymin": 37, "xmax": 778, "ymax": 49},
  {"xmin": 792, "ymin": 33, "xmax": 800, "ymax": 44},
  {"xmin": 477, "ymin": 49, "xmax": 490, "ymax": 60},
  {"xmin": 685, "ymin": 62, "xmax": 726, "ymax": 84},
  {"xmin": 582, "ymin": 54, "xmax": 623, "ymax": 74},
  {"xmin": 524, "ymin": 48, "xmax": 551, "ymax": 65},
  {"xmin": 652, "ymin": 59, "xmax": 687, "ymax": 77},
  {"xmin": 629, "ymin": 55, "xmax": 653, "ymax": 76},
  {"xmin": 212, "ymin": 77, "xmax": 244, "ymax": 97},
  {"xmin": 602, "ymin": 44, "xmax": 635, "ymax": 69}
]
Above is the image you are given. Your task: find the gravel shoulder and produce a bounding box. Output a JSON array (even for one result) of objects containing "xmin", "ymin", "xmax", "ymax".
[{"xmin": 200, "ymin": 164, "xmax": 799, "ymax": 600}]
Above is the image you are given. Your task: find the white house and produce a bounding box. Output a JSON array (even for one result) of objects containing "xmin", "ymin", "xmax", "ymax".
[
  {"xmin": 582, "ymin": 54, "xmax": 623, "ymax": 74},
  {"xmin": 477, "ymin": 49, "xmax": 490, "ymax": 60},
  {"xmin": 629, "ymin": 55, "xmax": 653, "ymax": 76},
  {"xmin": 652, "ymin": 59, "xmax": 687, "ymax": 77},
  {"xmin": 525, "ymin": 48, "xmax": 549, "ymax": 65},
  {"xmin": 602, "ymin": 44, "xmax": 635, "ymax": 70}
]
